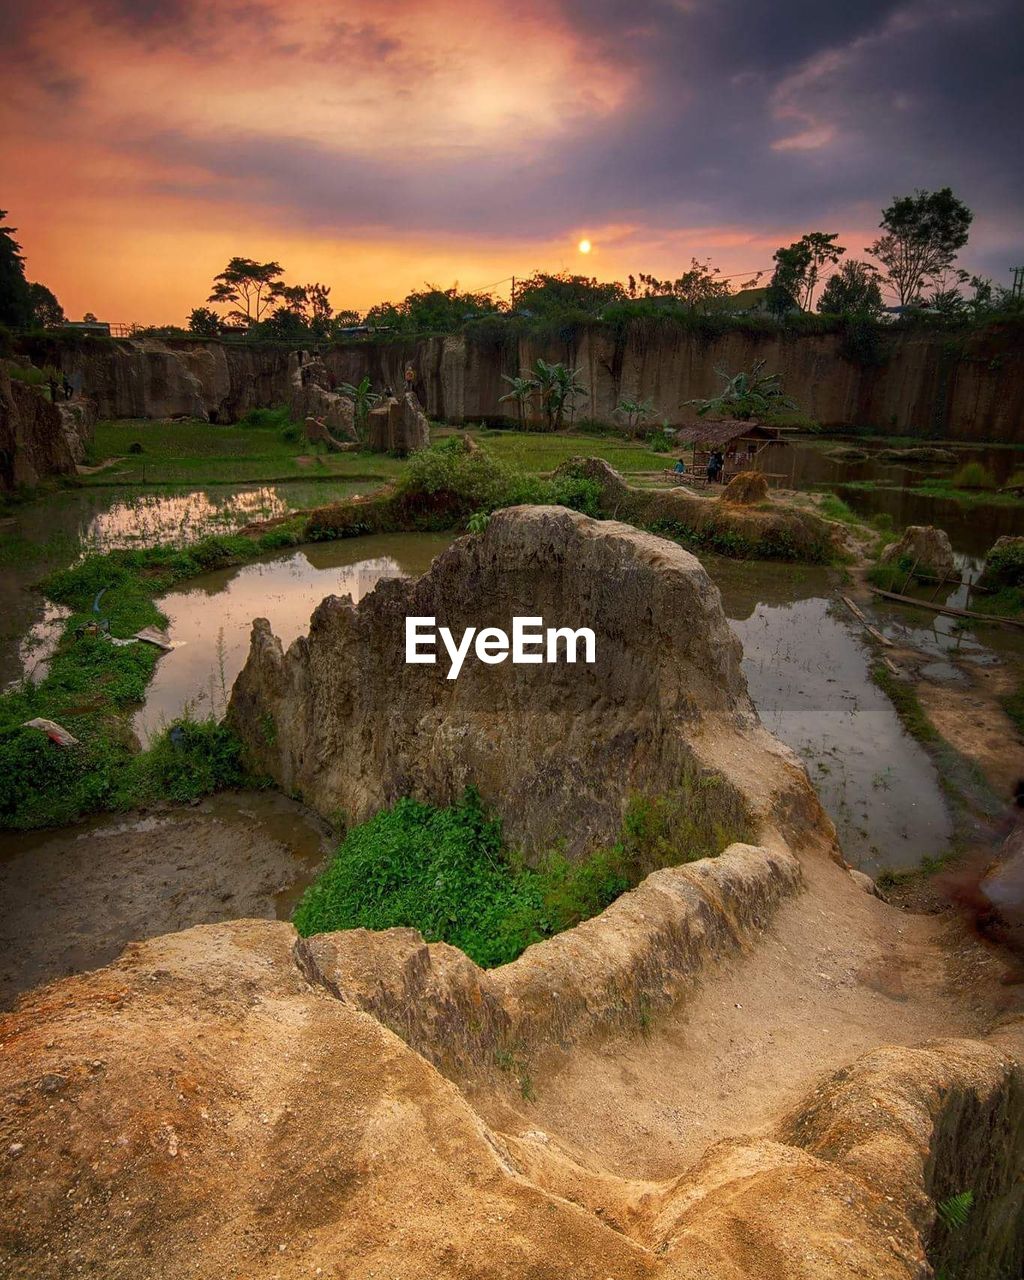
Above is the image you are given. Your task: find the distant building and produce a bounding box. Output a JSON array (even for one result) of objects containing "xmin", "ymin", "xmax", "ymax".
[{"xmin": 61, "ymin": 320, "xmax": 111, "ymax": 336}]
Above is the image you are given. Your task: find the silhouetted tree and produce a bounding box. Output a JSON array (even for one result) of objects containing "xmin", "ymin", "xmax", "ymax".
[
  {"xmin": 27, "ymin": 282, "xmax": 64, "ymax": 327},
  {"xmin": 0, "ymin": 211, "xmax": 35, "ymax": 328},
  {"xmin": 771, "ymin": 232, "xmax": 845, "ymax": 311},
  {"xmin": 867, "ymin": 188, "xmax": 972, "ymax": 307},
  {"xmin": 817, "ymin": 261, "xmax": 884, "ymax": 316},
  {"xmin": 207, "ymin": 257, "xmax": 285, "ymax": 325}
]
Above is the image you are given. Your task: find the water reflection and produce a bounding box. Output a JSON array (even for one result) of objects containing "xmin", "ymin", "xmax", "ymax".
[{"xmin": 134, "ymin": 533, "xmax": 454, "ymax": 741}]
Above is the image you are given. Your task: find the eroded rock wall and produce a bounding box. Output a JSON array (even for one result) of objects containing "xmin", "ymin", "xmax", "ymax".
[
  {"xmin": 37, "ymin": 321, "xmax": 1024, "ymax": 439},
  {"xmin": 228, "ymin": 505, "xmax": 814, "ymax": 857},
  {"xmin": 0, "ymin": 368, "xmax": 94, "ymax": 491}
]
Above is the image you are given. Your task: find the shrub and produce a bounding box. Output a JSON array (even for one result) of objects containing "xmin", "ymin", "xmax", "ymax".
[
  {"xmin": 294, "ymin": 770, "xmax": 750, "ymax": 967},
  {"xmin": 117, "ymin": 717, "xmax": 249, "ymax": 806},
  {"xmin": 981, "ymin": 538, "xmax": 1024, "ymax": 589},
  {"xmin": 950, "ymin": 461, "xmax": 996, "ymax": 490}
]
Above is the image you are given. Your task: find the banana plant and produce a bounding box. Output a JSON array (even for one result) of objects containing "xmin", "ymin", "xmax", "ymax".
[
  {"xmin": 340, "ymin": 376, "xmax": 381, "ymax": 437},
  {"xmin": 498, "ymin": 374, "xmax": 536, "ymax": 428},
  {"xmin": 685, "ymin": 359, "xmax": 797, "ymax": 421}
]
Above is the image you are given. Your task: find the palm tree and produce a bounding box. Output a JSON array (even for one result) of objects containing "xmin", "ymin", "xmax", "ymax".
[
  {"xmin": 340, "ymin": 376, "xmax": 381, "ymax": 437},
  {"xmin": 499, "ymin": 374, "xmax": 535, "ymax": 429},
  {"xmin": 525, "ymin": 359, "xmax": 587, "ymax": 431}
]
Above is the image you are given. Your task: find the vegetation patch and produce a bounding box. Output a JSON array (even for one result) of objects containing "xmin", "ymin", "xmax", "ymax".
[{"xmin": 294, "ymin": 772, "xmax": 751, "ymax": 967}]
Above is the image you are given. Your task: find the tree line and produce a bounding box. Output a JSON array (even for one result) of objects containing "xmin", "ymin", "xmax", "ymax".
[{"xmin": 1, "ymin": 187, "xmax": 1018, "ymax": 339}]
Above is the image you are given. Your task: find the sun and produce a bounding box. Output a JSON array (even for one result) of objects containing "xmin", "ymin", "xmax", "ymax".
[{"xmin": 577, "ymin": 238, "xmax": 592, "ymax": 254}]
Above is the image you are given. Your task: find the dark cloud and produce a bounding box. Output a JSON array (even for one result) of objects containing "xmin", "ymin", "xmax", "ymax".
[{"xmin": 5, "ymin": 0, "xmax": 1022, "ymax": 279}]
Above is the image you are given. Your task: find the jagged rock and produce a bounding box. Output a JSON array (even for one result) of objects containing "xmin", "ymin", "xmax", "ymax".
[
  {"xmin": 720, "ymin": 470, "xmax": 770, "ymax": 505},
  {"xmin": 228, "ymin": 505, "xmax": 818, "ymax": 857},
  {"xmin": 0, "ymin": 367, "xmax": 85, "ymax": 491},
  {"xmin": 880, "ymin": 525, "xmax": 956, "ymax": 580},
  {"xmin": 367, "ymin": 392, "xmax": 430, "ymax": 455},
  {"xmin": 849, "ymin": 867, "xmax": 883, "ymax": 899},
  {"xmin": 288, "ymin": 352, "xmax": 356, "ymax": 441}
]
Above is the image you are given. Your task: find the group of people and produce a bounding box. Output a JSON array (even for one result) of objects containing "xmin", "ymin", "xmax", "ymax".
[{"xmin": 670, "ymin": 450, "xmax": 727, "ymax": 483}]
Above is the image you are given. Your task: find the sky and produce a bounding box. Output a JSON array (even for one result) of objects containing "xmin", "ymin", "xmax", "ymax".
[{"xmin": 2, "ymin": 0, "xmax": 1021, "ymax": 324}]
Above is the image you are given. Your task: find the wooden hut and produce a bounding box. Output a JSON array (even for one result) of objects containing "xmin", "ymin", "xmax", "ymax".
[{"xmin": 673, "ymin": 420, "xmax": 781, "ymax": 484}]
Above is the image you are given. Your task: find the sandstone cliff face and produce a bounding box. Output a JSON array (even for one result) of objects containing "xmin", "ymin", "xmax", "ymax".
[
  {"xmin": 0, "ymin": 368, "xmax": 94, "ymax": 491},
  {"xmin": 228, "ymin": 505, "xmax": 824, "ymax": 857},
  {"xmin": 47, "ymin": 321, "xmax": 1024, "ymax": 440}
]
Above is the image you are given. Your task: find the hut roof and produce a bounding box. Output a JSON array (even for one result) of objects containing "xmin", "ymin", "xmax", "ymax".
[{"xmin": 674, "ymin": 420, "xmax": 780, "ymax": 447}]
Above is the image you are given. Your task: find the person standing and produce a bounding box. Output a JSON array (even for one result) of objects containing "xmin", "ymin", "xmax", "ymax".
[{"xmin": 404, "ymin": 364, "xmax": 416, "ymax": 398}]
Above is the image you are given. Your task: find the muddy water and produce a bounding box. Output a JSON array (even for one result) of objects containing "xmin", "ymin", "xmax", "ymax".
[
  {"xmin": 707, "ymin": 558, "xmax": 954, "ymax": 874},
  {"xmin": 0, "ymin": 791, "xmax": 332, "ymax": 1009},
  {"xmin": 0, "ymin": 480, "xmax": 366, "ymax": 688},
  {"xmin": 134, "ymin": 533, "xmax": 454, "ymax": 740}
]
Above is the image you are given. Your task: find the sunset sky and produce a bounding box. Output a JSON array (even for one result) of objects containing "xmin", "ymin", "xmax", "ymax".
[{"xmin": 2, "ymin": 0, "xmax": 1021, "ymax": 324}]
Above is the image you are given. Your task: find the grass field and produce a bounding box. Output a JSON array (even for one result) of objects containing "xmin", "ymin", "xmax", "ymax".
[{"xmin": 84, "ymin": 419, "xmax": 405, "ymax": 487}]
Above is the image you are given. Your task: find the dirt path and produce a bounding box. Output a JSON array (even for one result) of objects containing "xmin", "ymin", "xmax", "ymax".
[
  {"xmin": 0, "ymin": 792, "xmax": 329, "ymax": 1009},
  {"xmin": 483, "ymin": 852, "xmax": 1022, "ymax": 1181}
]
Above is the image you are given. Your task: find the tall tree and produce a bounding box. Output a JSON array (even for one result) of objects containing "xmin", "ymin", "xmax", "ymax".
[
  {"xmin": 771, "ymin": 233, "xmax": 845, "ymax": 312},
  {"xmin": 207, "ymin": 257, "xmax": 285, "ymax": 325},
  {"xmin": 817, "ymin": 260, "xmax": 884, "ymax": 316},
  {"xmin": 867, "ymin": 188, "xmax": 972, "ymax": 307},
  {"xmin": 27, "ymin": 282, "xmax": 64, "ymax": 327},
  {"xmin": 0, "ymin": 211, "xmax": 35, "ymax": 328},
  {"xmin": 631, "ymin": 259, "xmax": 731, "ymax": 312}
]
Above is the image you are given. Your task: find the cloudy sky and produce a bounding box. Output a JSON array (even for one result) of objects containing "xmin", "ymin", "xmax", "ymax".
[{"xmin": 2, "ymin": 0, "xmax": 1021, "ymax": 323}]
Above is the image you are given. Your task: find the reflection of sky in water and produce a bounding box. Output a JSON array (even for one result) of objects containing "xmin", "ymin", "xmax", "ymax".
[
  {"xmin": 134, "ymin": 534, "xmax": 452, "ymax": 743},
  {"xmin": 726, "ymin": 592, "xmax": 953, "ymax": 874}
]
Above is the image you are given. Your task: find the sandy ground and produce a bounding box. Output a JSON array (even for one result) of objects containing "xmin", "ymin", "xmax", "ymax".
[
  {"xmin": 479, "ymin": 850, "xmax": 1022, "ymax": 1182},
  {"xmin": 0, "ymin": 791, "xmax": 329, "ymax": 1009}
]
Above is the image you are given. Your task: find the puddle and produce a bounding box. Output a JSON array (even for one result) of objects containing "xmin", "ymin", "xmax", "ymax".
[
  {"xmin": 134, "ymin": 533, "xmax": 454, "ymax": 742},
  {"xmin": 707, "ymin": 558, "xmax": 955, "ymax": 874},
  {"xmin": 0, "ymin": 790, "xmax": 332, "ymax": 1009}
]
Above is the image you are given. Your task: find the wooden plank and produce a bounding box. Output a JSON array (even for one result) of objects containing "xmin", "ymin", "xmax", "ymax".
[
  {"xmin": 841, "ymin": 594, "xmax": 895, "ymax": 647},
  {"xmin": 868, "ymin": 587, "xmax": 1024, "ymax": 630}
]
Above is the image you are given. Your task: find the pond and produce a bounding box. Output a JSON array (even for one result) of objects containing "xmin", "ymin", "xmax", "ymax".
[{"xmin": 0, "ymin": 479, "xmax": 367, "ymax": 688}]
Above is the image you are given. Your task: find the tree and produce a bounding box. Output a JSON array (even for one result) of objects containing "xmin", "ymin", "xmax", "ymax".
[
  {"xmin": 513, "ymin": 272, "xmax": 624, "ymax": 317},
  {"xmin": 615, "ymin": 396, "xmax": 655, "ymax": 435},
  {"xmin": 771, "ymin": 233, "xmax": 845, "ymax": 312},
  {"xmin": 629, "ymin": 260, "xmax": 730, "ymax": 312},
  {"xmin": 522, "ymin": 358, "xmax": 586, "ymax": 431},
  {"xmin": 686, "ymin": 361, "xmax": 797, "ymax": 421},
  {"xmin": 83, "ymin": 312, "xmax": 98, "ymax": 323},
  {"xmin": 364, "ymin": 285, "xmax": 493, "ymax": 334},
  {"xmin": 188, "ymin": 306, "xmax": 221, "ymax": 336},
  {"xmin": 817, "ymin": 260, "xmax": 884, "ymax": 317},
  {"xmin": 207, "ymin": 257, "xmax": 286, "ymax": 325},
  {"xmin": 0, "ymin": 211, "xmax": 35, "ymax": 328},
  {"xmin": 331, "ymin": 309, "xmax": 362, "ymax": 330},
  {"xmin": 27, "ymin": 282, "xmax": 64, "ymax": 327},
  {"xmin": 305, "ymin": 282, "xmax": 333, "ymax": 337},
  {"xmin": 867, "ymin": 188, "xmax": 972, "ymax": 307}
]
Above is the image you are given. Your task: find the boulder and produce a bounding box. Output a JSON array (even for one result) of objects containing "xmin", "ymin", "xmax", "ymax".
[
  {"xmin": 228, "ymin": 505, "xmax": 814, "ymax": 858},
  {"xmin": 880, "ymin": 525, "xmax": 956, "ymax": 581},
  {"xmin": 367, "ymin": 392, "xmax": 430, "ymax": 455},
  {"xmin": 979, "ymin": 535, "xmax": 1024, "ymax": 590}
]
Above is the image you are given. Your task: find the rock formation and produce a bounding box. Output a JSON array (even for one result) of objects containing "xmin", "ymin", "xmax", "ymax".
[
  {"xmin": 288, "ymin": 352, "xmax": 357, "ymax": 441},
  {"xmin": 979, "ymin": 535, "xmax": 1024, "ymax": 589},
  {"xmin": 228, "ymin": 505, "xmax": 818, "ymax": 857},
  {"xmin": 880, "ymin": 524, "xmax": 957, "ymax": 580},
  {"xmin": 367, "ymin": 392, "xmax": 430, "ymax": 455},
  {"xmin": 0, "ymin": 366, "xmax": 95, "ymax": 491}
]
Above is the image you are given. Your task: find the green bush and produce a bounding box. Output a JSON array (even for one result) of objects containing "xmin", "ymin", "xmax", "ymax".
[
  {"xmin": 950, "ymin": 461, "xmax": 996, "ymax": 490},
  {"xmin": 239, "ymin": 405, "xmax": 294, "ymax": 430},
  {"xmin": 981, "ymin": 538, "xmax": 1024, "ymax": 589},
  {"xmin": 118, "ymin": 717, "xmax": 250, "ymax": 806},
  {"xmin": 294, "ymin": 771, "xmax": 750, "ymax": 967}
]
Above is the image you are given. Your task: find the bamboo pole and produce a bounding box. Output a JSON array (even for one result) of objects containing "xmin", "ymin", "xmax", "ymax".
[{"xmin": 868, "ymin": 587, "xmax": 1024, "ymax": 631}]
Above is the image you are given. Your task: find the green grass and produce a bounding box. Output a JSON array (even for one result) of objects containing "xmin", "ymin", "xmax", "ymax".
[
  {"xmin": 294, "ymin": 775, "xmax": 751, "ymax": 968},
  {"xmin": 85, "ymin": 418, "xmax": 404, "ymax": 487},
  {"xmin": 476, "ymin": 430, "xmax": 661, "ymax": 475}
]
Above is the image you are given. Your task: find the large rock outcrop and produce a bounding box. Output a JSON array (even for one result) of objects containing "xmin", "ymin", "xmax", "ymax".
[
  {"xmin": 880, "ymin": 524, "xmax": 957, "ymax": 580},
  {"xmin": 367, "ymin": 391, "xmax": 430, "ymax": 454},
  {"xmin": 287, "ymin": 352, "xmax": 357, "ymax": 440},
  {"xmin": 228, "ymin": 505, "xmax": 812, "ymax": 857},
  {"xmin": 0, "ymin": 367, "xmax": 94, "ymax": 491}
]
